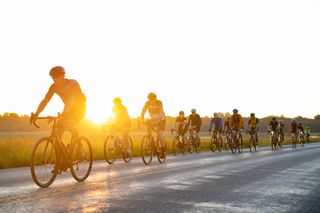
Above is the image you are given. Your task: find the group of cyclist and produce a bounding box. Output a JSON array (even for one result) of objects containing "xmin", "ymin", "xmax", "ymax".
[{"xmin": 31, "ymin": 66, "xmax": 311, "ymax": 155}]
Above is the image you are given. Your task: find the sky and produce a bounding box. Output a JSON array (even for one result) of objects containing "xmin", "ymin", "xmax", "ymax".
[{"xmin": 0, "ymin": 0, "xmax": 319, "ymax": 124}]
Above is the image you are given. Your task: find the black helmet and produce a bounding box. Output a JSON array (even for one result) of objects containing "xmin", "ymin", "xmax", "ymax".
[
  {"xmin": 250, "ymin": 113, "xmax": 255, "ymax": 117},
  {"xmin": 233, "ymin": 109, "xmax": 238, "ymax": 113},
  {"xmin": 49, "ymin": 66, "xmax": 65, "ymax": 77}
]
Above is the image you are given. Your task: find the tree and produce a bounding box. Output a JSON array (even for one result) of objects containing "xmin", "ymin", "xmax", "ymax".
[{"xmin": 314, "ymin": 114, "xmax": 320, "ymax": 120}]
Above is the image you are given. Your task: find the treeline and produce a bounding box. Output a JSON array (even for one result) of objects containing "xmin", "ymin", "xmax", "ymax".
[{"xmin": 1, "ymin": 112, "xmax": 320, "ymax": 133}]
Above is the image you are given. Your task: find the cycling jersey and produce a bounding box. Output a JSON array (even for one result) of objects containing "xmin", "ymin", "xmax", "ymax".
[
  {"xmin": 209, "ymin": 117, "xmax": 223, "ymax": 131},
  {"xmin": 141, "ymin": 100, "xmax": 165, "ymax": 121},
  {"xmin": 248, "ymin": 117, "xmax": 259, "ymax": 129},
  {"xmin": 188, "ymin": 113, "xmax": 202, "ymax": 132},
  {"xmin": 229, "ymin": 114, "xmax": 243, "ymax": 129},
  {"xmin": 269, "ymin": 120, "xmax": 278, "ymax": 131},
  {"xmin": 290, "ymin": 122, "xmax": 298, "ymax": 133},
  {"xmin": 45, "ymin": 79, "xmax": 86, "ymax": 125},
  {"xmin": 298, "ymin": 125, "xmax": 305, "ymax": 133},
  {"xmin": 224, "ymin": 120, "xmax": 231, "ymax": 130},
  {"xmin": 175, "ymin": 117, "xmax": 187, "ymax": 132},
  {"xmin": 112, "ymin": 104, "xmax": 131, "ymax": 130}
]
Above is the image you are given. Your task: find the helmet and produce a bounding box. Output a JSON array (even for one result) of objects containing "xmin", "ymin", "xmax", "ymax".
[
  {"xmin": 179, "ymin": 111, "xmax": 184, "ymax": 115},
  {"xmin": 213, "ymin": 112, "xmax": 218, "ymax": 117},
  {"xmin": 113, "ymin": 97, "xmax": 122, "ymax": 104},
  {"xmin": 233, "ymin": 109, "xmax": 238, "ymax": 113},
  {"xmin": 147, "ymin": 92, "xmax": 157, "ymax": 100},
  {"xmin": 49, "ymin": 66, "xmax": 65, "ymax": 77},
  {"xmin": 272, "ymin": 117, "xmax": 276, "ymax": 120},
  {"xmin": 191, "ymin": 108, "xmax": 196, "ymax": 113},
  {"xmin": 250, "ymin": 113, "xmax": 255, "ymax": 117}
]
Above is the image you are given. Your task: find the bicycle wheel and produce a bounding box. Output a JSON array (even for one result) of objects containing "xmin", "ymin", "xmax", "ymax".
[
  {"xmin": 122, "ymin": 137, "xmax": 133, "ymax": 163},
  {"xmin": 157, "ymin": 138, "xmax": 166, "ymax": 164},
  {"xmin": 104, "ymin": 136, "xmax": 117, "ymax": 164},
  {"xmin": 173, "ymin": 136, "xmax": 179, "ymax": 156},
  {"xmin": 70, "ymin": 137, "xmax": 93, "ymax": 182},
  {"xmin": 30, "ymin": 137, "xmax": 59, "ymax": 188},
  {"xmin": 217, "ymin": 136, "xmax": 222, "ymax": 152},
  {"xmin": 187, "ymin": 138, "xmax": 194, "ymax": 154},
  {"xmin": 249, "ymin": 140, "xmax": 253, "ymax": 153},
  {"xmin": 230, "ymin": 137, "xmax": 236, "ymax": 154},
  {"xmin": 193, "ymin": 137, "xmax": 199, "ymax": 153},
  {"xmin": 141, "ymin": 135, "xmax": 153, "ymax": 165},
  {"xmin": 210, "ymin": 136, "xmax": 216, "ymax": 152},
  {"xmin": 238, "ymin": 138, "xmax": 243, "ymax": 153}
]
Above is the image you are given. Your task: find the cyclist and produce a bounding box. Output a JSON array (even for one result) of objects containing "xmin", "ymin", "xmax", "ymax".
[
  {"xmin": 187, "ymin": 108, "xmax": 202, "ymax": 147},
  {"xmin": 305, "ymin": 126, "xmax": 311, "ymax": 141},
  {"xmin": 141, "ymin": 92, "xmax": 166, "ymax": 151},
  {"xmin": 224, "ymin": 113, "xmax": 231, "ymax": 132},
  {"xmin": 278, "ymin": 120, "xmax": 285, "ymax": 142},
  {"xmin": 172, "ymin": 111, "xmax": 188, "ymax": 137},
  {"xmin": 108, "ymin": 97, "xmax": 131, "ymax": 153},
  {"xmin": 298, "ymin": 122, "xmax": 305, "ymax": 134},
  {"xmin": 229, "ymin": 109, "xmax": 244, "ymax": 140},
  {"xmin": 209, "ymin": 112, "xmax": 223, "ymax": 133},
  {"xmin": 31, "ymin": 66, "xmax": 86, "ymax": 140},
  {"xmin": 268, "ymin": 117, "xmax": 279, "ymax": 132},
  {"xmin": 298, "ymin": 122, "xmax": 305, "ymax": 141},
  {"xmin": 247, "ymin": 113, "xmax": 259, "ymax": 142},
  {"xmin": 289, "ymin": 119, "xmax": 298, "ymax": 135}
]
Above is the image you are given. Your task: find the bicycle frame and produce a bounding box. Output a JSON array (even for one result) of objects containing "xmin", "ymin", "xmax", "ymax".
[{"xmin": 34, "ymin": 116, "xmax": 75, "ymax": 169}]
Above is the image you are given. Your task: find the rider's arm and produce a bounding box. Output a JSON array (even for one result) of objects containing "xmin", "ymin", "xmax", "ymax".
[
  {"xmin": 140, "ymin": 102, "xmax": 148, "ymax": 121},
  {"xmin": 34, "ymin": 85, "xmax": 55, "ymax": 117},
  {"xmin": 209, "ymin": 118, "xmax": 213, "ymax": 130}
]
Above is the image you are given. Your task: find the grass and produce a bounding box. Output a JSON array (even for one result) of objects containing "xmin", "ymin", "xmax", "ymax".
[{"xmin": 0, "ymin": 132, "xmax": 319, "ymax": 169}]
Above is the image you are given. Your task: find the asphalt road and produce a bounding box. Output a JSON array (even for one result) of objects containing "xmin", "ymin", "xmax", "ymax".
[{"xmin": 1, "ymin": 143, "xmax": 320, "ymax": 213}]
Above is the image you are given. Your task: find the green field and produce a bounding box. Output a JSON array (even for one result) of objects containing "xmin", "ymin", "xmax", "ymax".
[{"xmin": 0, "ymin": 131, "xmax": 319, "ymax": 169}]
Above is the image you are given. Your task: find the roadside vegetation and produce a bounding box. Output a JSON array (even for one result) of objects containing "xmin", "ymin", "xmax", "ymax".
[{"xmin": 1, "ymin": 131, "xmax": 319, "ymax": 169}]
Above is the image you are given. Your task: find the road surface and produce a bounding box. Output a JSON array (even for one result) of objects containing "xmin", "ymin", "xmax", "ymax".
[{"xmin": 1, "ymin": 143, "xmax": 320, "ymax": 212}]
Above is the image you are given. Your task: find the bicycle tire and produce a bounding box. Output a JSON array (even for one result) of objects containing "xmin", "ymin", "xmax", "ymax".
[
  {"xmin": 30, "ymin": 137, "xmax": 58, "ymax": 188},
  {"xmin": 210, "ymin": 136, "xmax": 216, "ymax": 152},
  {"xmin": 157, "ymin": 138, "xmax": 166, "ymax": 164},
  {"xmin": 104, "ymin": 136, "xmax": 117, "ymax": 164},
  {"xmin": 141, "ymin": 135, "xmax": 153, "ymax": 165},
  {"xmin": 70, "ymin": 137, "xmax": 93, "ymax": 182},
  {"xmin": 173, "ymin": 136, "xmax": 179, "ymax": 156},
  {"xmin": 217, "ymin": 136, "xmax": 222, "ymax": 152},
  {"xmin": 238, "ymin": 138, "xmax": 243, "ymax": 153},
  {"xmin": 122, "ymin": 137, "xmax": 133, "ymax": 163}
]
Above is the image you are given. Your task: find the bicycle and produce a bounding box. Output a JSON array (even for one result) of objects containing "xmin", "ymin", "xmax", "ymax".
[
  {"xmin": 210, "ymin": 129, "xmax": 223, "ymax": 152},
  {"xmin": 171, "ymin": 130, "xmax": 186, "ymax": 156},
  {"xmin": 187, "ymin": 126, "xmax": 200, "ymax": 153},
  {"xmin": 231, "ymin": 128, "xmax": 243, "ymax": 154},
  {"xmin": 30, "ymin": 113, "xmax": 93, "ymax": 188},
  {"xmin": 140, "ymin": 120, "xmax": 166, "ymax": 165},
  {"xmin": 104, "ymin": 126, "xmax": 133, "ymax": 164},
  {"xmin": 298, "ymin": 131, "xmax": 305, "ymax": 147},
  {"xmin": 246, "ymin": 129, "xmax": 258, "ymax": 152},
  {"xmin": 269, "ymin": 130, "xmax": 279, "ymax": 150},
  {"xmin": 278, "ymin": 130, "xmax": 284, "ymax": 149},
  {"xmin": 290, "ymin": 132, "xmax": 298, "ymax": 149},
  {"xmin": 224, "ymin": 130, "xmax": 234, "ymax": 153}
]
